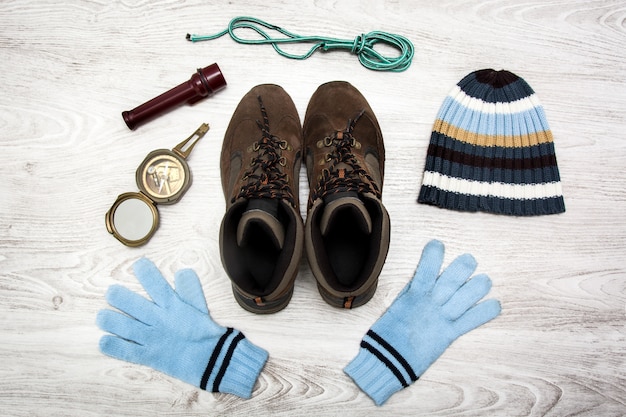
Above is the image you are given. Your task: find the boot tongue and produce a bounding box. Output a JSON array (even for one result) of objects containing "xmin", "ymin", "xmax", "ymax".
[
  {"xmin": 320, "ymin": 192, "xmax": 372, "ymax": 236},
  {"xmin": 237, "ymin": 199, "xmax": 285, "ymax": 250}
]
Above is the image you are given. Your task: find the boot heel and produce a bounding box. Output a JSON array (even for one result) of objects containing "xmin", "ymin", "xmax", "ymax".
[
  {"xmin": 232, "ymin": 285, "xmax": 294, "ymax": 314},
  {"xmin": 316, "ymin": 281, "xmax": 378, "ymax": 309}
]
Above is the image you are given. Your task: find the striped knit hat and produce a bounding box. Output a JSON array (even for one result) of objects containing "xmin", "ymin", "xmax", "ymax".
[{"xmin": 418, "ymin": 69, "xmax": 565, "ymax": 216}]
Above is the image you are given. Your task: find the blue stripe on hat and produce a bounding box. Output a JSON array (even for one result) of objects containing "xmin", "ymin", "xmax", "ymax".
[{"xmin": 436, "ymin": 97, "xmax": 551, "ymax": 136}]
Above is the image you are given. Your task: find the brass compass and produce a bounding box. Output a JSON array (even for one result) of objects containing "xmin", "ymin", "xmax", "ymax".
[{"xmin": 105, "ymin": 123, "xmax": 209, "ymax": 247}]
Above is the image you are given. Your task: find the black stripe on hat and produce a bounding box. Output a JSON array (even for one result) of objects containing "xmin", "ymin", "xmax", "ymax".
[
  {"xmin": 473, "ymin": 68, "xmax": 520, "ymax": 88},
  {"xmin": 459, "ymin": 69, "xmax": 534, "ymax": 102},
  {"xmin": 425, "ymin": 144, "xmax": 561, "ymax": 185},
  {"xmin": 368, "ymin": 330, "xmax": 418, "ymax": 382},
  {"xmin": 200, "ymin": 327, "xmax": 234, "ymax": 390},
  {"xmin": 426, "ymin": 142, "xmax": 558, "ymax": 171},
  {"xmin": 212, "ymin": 332, "xmax": 246, "ymax": 392}
]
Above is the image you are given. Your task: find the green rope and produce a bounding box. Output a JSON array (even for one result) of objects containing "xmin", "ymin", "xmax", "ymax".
[{"xmin": 186, "ymin": 16, "xmax": 414, "ymax": 72}]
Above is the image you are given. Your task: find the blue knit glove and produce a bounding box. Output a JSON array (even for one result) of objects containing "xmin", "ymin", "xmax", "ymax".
[
  {"xmin": 96, "ymin": 258, "xmax": 268, "ymax": 398},
  {"xmin": 344, "ymin": 240, "xmax": 501, "ymax": 405}
]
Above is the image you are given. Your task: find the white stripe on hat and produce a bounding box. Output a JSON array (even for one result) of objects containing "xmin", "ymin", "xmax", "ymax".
[
  {"xmin": 448, "ymin": 85, "xmax": 543, "ymax": 114},
  {"xmin": 422, "ymin": 171, "xmax": 563, "ymax": 200}
]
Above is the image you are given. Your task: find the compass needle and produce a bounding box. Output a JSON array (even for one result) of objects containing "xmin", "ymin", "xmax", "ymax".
[{"xmin": 158, "ymin": 162, "xmax": 169, "ymax": 193}]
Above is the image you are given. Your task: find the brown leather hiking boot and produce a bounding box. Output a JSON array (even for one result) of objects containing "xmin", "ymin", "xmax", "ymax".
[
  {"xmin": 303, "ymin": 81, "xmax": 390, "ymax": 309},
  {"xmin": 219, "ymin": 84, "xmax": 304, "ymax": 313}
]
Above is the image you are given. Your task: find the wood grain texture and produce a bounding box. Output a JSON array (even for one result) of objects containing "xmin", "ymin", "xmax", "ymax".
[{"xmin": 1, "ymin": 0, "xmax": 625, "ymax": 415}]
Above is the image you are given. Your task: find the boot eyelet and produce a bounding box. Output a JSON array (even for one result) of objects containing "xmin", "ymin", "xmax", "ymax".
[
  {"xmin": 253, "ymin": 142, "xmax": 260, "ymax": 151},
  {"xmin": 278, "ymin": 157, "xmax": 287, "ymax": 167},
  {"xmin": 279, "ymin": 140, "xmax": 288, "ymax": 150},
  {"xmin": 324, "ymin": 136, "xmax": 334, "ymax": 147}
]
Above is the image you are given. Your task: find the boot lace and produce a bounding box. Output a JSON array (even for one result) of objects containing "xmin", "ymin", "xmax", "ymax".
[
  {"xmin": 234, "ymin": 96, "xmax": 296, "ymax": 207},
  {"xmin": 309, "ymin": 110, "xmax": 381, "ymax": 208}
]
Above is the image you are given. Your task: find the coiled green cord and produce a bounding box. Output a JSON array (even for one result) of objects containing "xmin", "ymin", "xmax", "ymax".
[{"xmin": 186, "ymin": 16, "xmax": 414, "ymax": 72}]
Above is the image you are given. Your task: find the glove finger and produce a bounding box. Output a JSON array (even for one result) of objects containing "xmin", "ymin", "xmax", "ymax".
[
  {"xmin": 99, "ymin": 334, "xmax": 147, "ymax": 366},
  {"xmin": 431, "ymin": 253, "xmax": 477, "ymax": 305},
  {"xmin": 175, "ymin": 268, "xmax": 209, "ymax": 314},
  {"xmin": 441, "ymin": 274, "xmax": 492, "ymax": 320},
  {"xmin": 96, "ymin": 309, "xmax": 151, "ymax": 345},
  {"xmin": 452, "ymin": 298, "xmax": 501, "ymax": 337},
  {"xmin": 105, "ymin": 284, "xmax": 159, "ymax": 325},
  {"xmin": 133, "ymin": 257, "xmax": 175, "ymax": 307},
  {"xmin": 407, "ymin": 239, "xmax": 445, "ymax": 296}
]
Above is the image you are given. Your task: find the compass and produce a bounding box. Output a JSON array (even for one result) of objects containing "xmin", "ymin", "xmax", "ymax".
[{"xmin": 105, "ymin": 123, "xmax": 209, "ymax": 247}]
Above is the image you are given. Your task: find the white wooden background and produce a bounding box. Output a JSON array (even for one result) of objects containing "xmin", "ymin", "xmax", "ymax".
[{"xmin": 1, "ymin": 1, "xmax": 625, "ymax": 416}]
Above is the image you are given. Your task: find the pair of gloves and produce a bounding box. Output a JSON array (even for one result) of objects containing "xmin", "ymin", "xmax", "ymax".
[{"xmin": 96, "ymin": 240, "xmax": 501, "ymax": 406}]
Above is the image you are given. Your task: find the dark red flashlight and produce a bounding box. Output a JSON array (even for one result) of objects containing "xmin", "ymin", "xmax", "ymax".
[{"xmin": 122, "ymin": 63, "xmax": 227, "ymax": 130}]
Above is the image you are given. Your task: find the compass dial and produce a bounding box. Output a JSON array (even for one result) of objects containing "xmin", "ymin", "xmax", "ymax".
[
  {"xmin": 136, "ymin": 150, "xmax": 190, "ymax": 204},
  {"xmin": 143, "ymin": 154, "xmax": 184, "ymax": 196}
]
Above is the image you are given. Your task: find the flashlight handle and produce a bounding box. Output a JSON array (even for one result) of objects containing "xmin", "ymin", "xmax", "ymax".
[{"xmin": 122, "ymin": 63, "xmax": 226, "ymax": 130}]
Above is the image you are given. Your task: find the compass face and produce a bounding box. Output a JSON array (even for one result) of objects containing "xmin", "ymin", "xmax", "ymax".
[{"xmin": 136, "ymin": 150, "xmax": 190, "ymax": 204}]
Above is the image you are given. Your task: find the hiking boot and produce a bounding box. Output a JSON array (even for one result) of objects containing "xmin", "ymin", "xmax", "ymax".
[
  {"xmin": 219, "ymin": 84, "xmax": 304, "ymax": 313},
  {"xmin": 303, "ymin": 81, "xmax": 390, "ymax": 309}
]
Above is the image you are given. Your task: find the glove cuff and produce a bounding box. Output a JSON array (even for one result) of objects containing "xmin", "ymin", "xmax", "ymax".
[
  {"xmin": 344, "ymin": 330, "xmax": 419, "ymax": 406},
  {"xmin": 200, "ymin": 328, "xmax": 268, "ymax": 399}
]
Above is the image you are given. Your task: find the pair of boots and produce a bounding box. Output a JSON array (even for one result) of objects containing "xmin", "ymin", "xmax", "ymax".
[{"xmin": 219, "ymin": 82, "xmax": 390, "ymax": 313}]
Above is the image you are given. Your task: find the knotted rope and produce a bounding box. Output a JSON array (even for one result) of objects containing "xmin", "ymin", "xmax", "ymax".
[{"xmin": 187, "ymin": 16, "xmax": 414, "ymax": 72}]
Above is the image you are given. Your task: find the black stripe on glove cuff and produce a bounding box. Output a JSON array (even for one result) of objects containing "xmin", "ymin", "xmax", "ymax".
[
  {"xmin": 200, "ymin": 327, "xmax": 246, "ymax": 392},
  {"xmin": 362, "ymin": 330, "xmax": 418, "ymax": 387}
]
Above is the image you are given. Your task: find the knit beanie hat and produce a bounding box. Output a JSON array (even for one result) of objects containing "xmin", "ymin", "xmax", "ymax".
[{"xmin": 418, "ymin": 69, "xmax": 565, "ymax": 216}]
